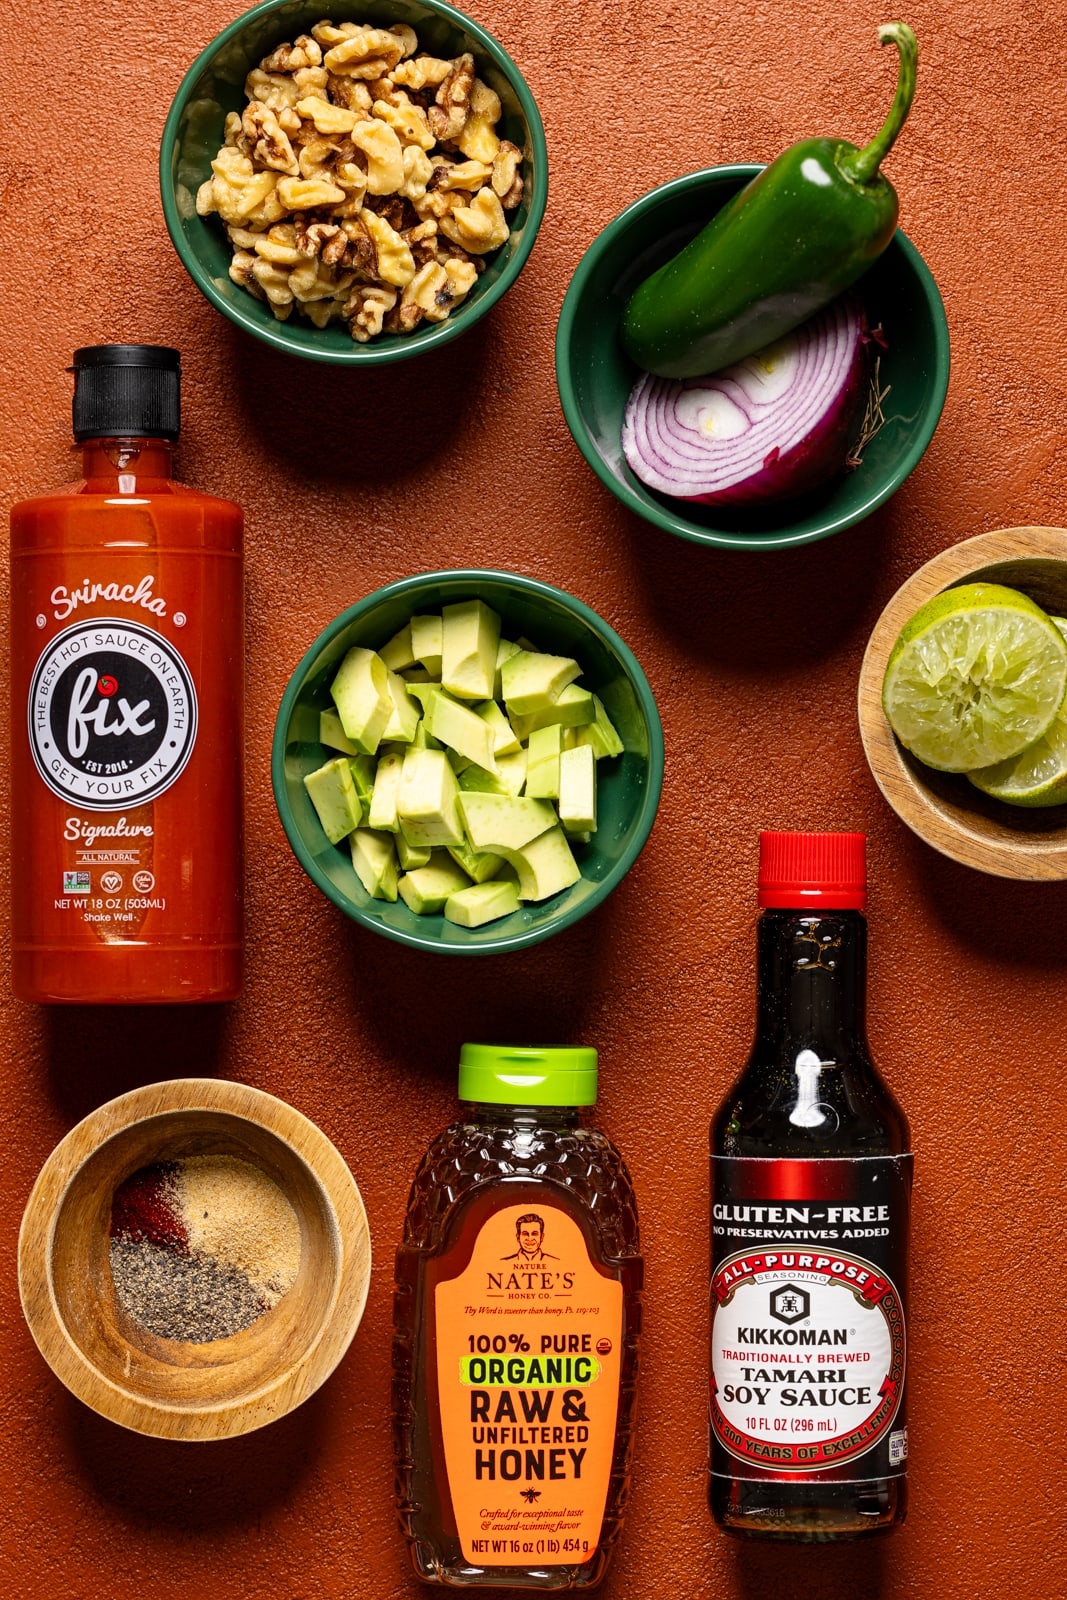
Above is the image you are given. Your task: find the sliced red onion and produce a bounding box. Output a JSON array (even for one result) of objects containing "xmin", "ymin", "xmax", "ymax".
[{"xmin": 621, "ymin": 295, "xmax": 869, "ymax": 505}]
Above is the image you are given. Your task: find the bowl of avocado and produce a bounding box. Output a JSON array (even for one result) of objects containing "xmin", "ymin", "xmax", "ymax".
[{"xmin": 271, "ymin": 569, "xmax": 664, "ymax": 952}]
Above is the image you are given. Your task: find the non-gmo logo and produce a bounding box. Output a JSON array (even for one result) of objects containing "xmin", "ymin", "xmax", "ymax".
[
  {"xmin": 769, "ymin": 1284, "xmax": 810, "ymax": 1325},
  {"xmin": 29, "ymin": 620, "xmax": 197, "ymax": 812}
]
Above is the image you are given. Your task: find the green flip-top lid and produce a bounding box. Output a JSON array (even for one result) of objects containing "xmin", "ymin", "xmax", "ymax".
[{"xmin": 458, "ymin": 1044, "xmax": 598, "ymax": 1107}]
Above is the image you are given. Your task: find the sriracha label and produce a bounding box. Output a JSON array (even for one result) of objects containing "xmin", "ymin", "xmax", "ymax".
[
  {"xmin": 710, "ymin": 1155, "xmax": 911, "ymax": 1480},
  {"xmin": 435, "ymin": 1203, "xmax": 622, "ymax": 1566}
]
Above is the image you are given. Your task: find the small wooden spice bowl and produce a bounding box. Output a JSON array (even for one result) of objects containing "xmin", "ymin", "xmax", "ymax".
[
  {"xmin": 858, "ymin": 525, "xmax": 1067, "ymax": 879},
  {"xmin": 18, "ymin": 1079, "xmax": 371, "ymax": 1440}
]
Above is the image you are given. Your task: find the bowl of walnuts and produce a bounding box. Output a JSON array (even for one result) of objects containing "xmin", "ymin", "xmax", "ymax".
[{"xmin": 160, "ymin": 0, "xmax": 547, "ymax": 363}]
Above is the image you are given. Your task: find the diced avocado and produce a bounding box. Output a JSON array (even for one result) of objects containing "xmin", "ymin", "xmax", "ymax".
[
  {"xmin": 425, "ymin": 687, "xmax": 498, "ymax": 771},
  {"xmin": 397, "ymin": 852, "xmax": 472, "ymax": 914},
  {"xmin": 330, "ymin": 646, "xmax": 392, "ymax": 754},
  {"xmin": 303, "ymin": 757, "xmax": 363, "ymax": 844},
  {"xmin": 558, "ymin": 743, "xmax": 597, "ymax": 834},
  {"xmin": 406, "ymin": 681, "xmax": 441, "ymax": 714},
  {"xmin": 444, "ymin": 880, "xmax": 521, "ymax": 927},
  {"xmin": 473, "ymin": 697, "xmax": 521, "ymax": 756},
  {"xmin": 350, "ymin": 828, "xmax": 398, "ymax": 901},
  {"xmin": 380, "ymin": 622, "xmax": 417, "ymax": 672},
  {"xmin": 442, "ymin": 599, "xmax": 501, "ymax": 701},
  {"xmin": 494, "ymin": 638, "xmax": 521, "ymax": 698},
  {"xmin": 320, "ymin": 707, "xmax": 358, "ymax": 755},
  {"xmin": 458, "ymin": 792, "xmax": 556, "ymax": 852},
  {"xmin": 575, "ymin": 694, "xmax": 625, "ymax": 759},
  {"xmin": 498, "ymin": 826, "xmax": 581, "ymax": 901},
  {"xmin": 509, "ymin": 683, "xmax": 596, "ymax": 741},
  {"xmin": 382, "ymin": 671, "xmax": 421, "ymax": 743},
  {"xmin": 368, "ymin": 751, "xmax": 404, "ymax": 832},
  {"xmin": 447, "ymin": 840, "xmax": 504, "ymax": 883},
  {"xmin": 410, "ymin": 614, "xmax": 443, "ymax": 676},
  {"xmin": 397, "ymin": 831, "xmax": 432, "ymax": 870},
  {"xmin": 447, "ymin": 748, "xmax": 474, "ymax": 776},
  {"xmin": 401, "ymin": 667, "xmax": 436, "ymax": 684},
  {"xmin": 525, "ymin": 723, "xmax": 563, "ymax": 800},
  {"xmin": 500, "ymin": 650, "xmax": 582, "ymax": 715},
  {"xmin": 397, "ymin": 748, "xmax": 465, "ymax": 847},
  {"xmin": 348, "ymin": 754, "xmax": 376, "ymax": 809},
  {"xmin": 458, "ymin": 747, "xmax": 527, "ymax": 797}
]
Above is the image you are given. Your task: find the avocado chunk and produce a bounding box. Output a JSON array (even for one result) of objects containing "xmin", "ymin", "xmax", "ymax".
[
  {"xmin": 397, "ymin": 748, "xmax": 465, "ymax": 847},
  {"xmin": 380, "ymin": 622, "xmax": 417, "ymax": 672},
  {"xmin": 509, "ymin": 683, "xmax": 596, "ymax": 741},
  {"xmin": 382, "ymin": 670, "xmax": 421, "ymax": 743},
  {"xmin": 447, "ymin": 840, "xmax": 504, "ymax": 883},
  {"xmin": 425, "ymin": 687, "xmax": 498, "ymax": 771},
  {"xmin": 525, "ymin": 723, "xmax": 563, "ymax": 800},
  {"xmin": 320, "ymin": 707, "xmax": 359, "ymax": 755},
  {"xmin": 350, "ymin": 828, "xmax": 398, "ymax": 901},
  {"xmin": 330, "ymin": 646, "xmax": 392, "ymax": 754},
  {"xmin": 442, "ymin": 599, "xmax": 501, "ymax": 701},
  {"xmin": 500, "ymin": 650, "xmax": 582, "ymax": 715},
  {"xmin": 575, "ymin": 694, "xmax": 625, "ymax": 759},
  {"xmin": 303, "ymin": 757, "xmax": 363, "ymax": 844},
  {"xmin": 457, "ymin": 748, "xmax": 527, "ymax": 797},
  {"xmin": 398, "ymin": 852, "xmax": 472, "ymax": 914},
  {"xmin": 498, "ymin": 826, "xmax": 581, "ymax": 901},
  {"xmin": 473, "ymin": 697, "xmax": 521, "ymax": 757},
  {"xmin": 347, "ymin": 754, "xmax": 377, "ymax": 809},
  {"xmin": 444, "ymin": 880, "xmax": 521, "ymax": 927},
  {"xmin": 457, "ymin": 792, "xmax": 556, "ymax": 852},
  {"xmin": 397, "ymin": 831, "xmax": 432, "ymax": 870},
  {"xmin": 494, "ymin": 638, "xmax": 521, "ymax": 698},
  {"xmin": 368, "ymin": 751, "xmax": 404, "ymax": 832},
  {"xmin": 410, "ymin": 614, "xmax": 444, "ymax": 676},
  {"xmin": 558, "ymin": 743, "xmax": 597, "ymax": 834}
]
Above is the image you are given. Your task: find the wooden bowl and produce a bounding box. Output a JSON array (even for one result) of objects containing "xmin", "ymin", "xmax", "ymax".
[
  {"xmin": 859, "ymin": 526, "xmax": 1067, "ymax": 879},
  {"xmin": 18, "ymin": 1080, "xmax": 371, "ymax": 1440}
]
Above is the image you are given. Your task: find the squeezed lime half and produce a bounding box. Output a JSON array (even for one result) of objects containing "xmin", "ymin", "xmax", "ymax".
[
  {"xmin": 968, "ymin": 617, "xmax": 1067, "ymax": 805},
  {"xmin": 882, "ymin": 583, "xmax": 1067, "ymax": 772}
]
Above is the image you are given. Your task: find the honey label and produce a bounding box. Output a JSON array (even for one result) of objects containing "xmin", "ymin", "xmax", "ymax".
[
  {"xmin": 710, "ymin": 1155, "xmax": 911, "ymax": 1482},
  {"xmin": 435, "ymin": 1202, "xmax": 623, "ymax": 1567}
]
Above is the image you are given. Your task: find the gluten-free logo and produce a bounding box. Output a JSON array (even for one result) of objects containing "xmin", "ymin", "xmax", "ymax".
[{"xmin": 29, "ymin": 620, "xmax": 197, "ymax": 811}]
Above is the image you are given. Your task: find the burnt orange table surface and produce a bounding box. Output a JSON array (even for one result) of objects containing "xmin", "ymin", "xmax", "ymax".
[{"xmin": 1, "ymin": 3, "xmax": 1065, "ymax": 1597}]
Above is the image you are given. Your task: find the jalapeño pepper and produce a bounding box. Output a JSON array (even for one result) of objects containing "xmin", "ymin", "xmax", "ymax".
[{"xmin": 621, "ymin": 22, "xmax": 917, "ymax": 379}]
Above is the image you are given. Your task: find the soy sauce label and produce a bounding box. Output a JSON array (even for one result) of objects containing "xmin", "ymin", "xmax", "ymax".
[
  {"xmin": 710, "ymin": 1155, "xmax": 911, "ymax": 1481},
  {"xmin": 435, "ymin": 1204, "xmax": 623, "ymax": 1567},
  {"xmin": 28, "ymin": 620, "xmax": 197, "ymax": 811}
]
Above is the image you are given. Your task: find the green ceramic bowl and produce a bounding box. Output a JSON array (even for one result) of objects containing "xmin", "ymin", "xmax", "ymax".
[
  {"xmin": 556, "ymin": 164, "xmax": 950, "ymax": 551},
  {"xmin": 160, "ymin": 0, "xmax": 547, "ymax": 365},
  {"xmin": 271, "ymin": 571, "xmax": 664, "ymax": 953}
]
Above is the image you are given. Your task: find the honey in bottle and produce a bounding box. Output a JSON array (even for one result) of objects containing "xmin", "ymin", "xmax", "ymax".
[
  {"xmin": 709, "ymin": 832, "xmax": 912, "ymax": 1540},
  {"xmin": 393, "ymin": 1044, "xmax": 642, "ymax": 1588},
  {"xmin": 9, "ymin": 345, "xmax": 243, "ymax": 1002}
]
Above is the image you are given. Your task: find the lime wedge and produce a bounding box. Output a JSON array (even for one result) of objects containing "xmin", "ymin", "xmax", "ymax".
[
  {"xmin": 968, "ymin": 618, "xmax": 1067, "ymax": 805},
  {"xmin": 882, "ymin": 583, "xmax": 1067, "ymax": 772}
]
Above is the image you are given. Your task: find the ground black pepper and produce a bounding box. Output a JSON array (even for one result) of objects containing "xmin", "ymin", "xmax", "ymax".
[{"xmin": 109, "ymin": 1156, "xmax": 300, "ymax": 1344}]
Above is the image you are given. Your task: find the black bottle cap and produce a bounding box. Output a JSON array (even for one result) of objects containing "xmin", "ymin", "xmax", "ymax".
[{"xmin": 71, "ymin": 345, "xmax": 181, "ymax": 441}]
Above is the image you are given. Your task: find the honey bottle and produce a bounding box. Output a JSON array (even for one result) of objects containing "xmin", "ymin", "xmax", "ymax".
[
  {"xmin": 710, "ymin": 831, "xmax": 912, "ymax": 1540},
  {"xmin": 393, "ymin": 1044, "xmax": 642, "ymax": 1588}
]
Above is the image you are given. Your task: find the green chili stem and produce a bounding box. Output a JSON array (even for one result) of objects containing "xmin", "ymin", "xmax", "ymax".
[{"xmin": 839, "ymin": 22, "xmax": 917, "ymax": 186}]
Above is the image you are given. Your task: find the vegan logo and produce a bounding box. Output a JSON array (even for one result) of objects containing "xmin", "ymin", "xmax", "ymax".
[{"xmin": 29, "ymin": 620, "xmax": 197, "ymax": 812}]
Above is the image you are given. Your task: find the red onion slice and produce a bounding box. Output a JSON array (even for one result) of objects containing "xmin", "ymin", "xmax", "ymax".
[{"xmin": 621, "ymin": 295, "xmax": 869, "ymax": 505}]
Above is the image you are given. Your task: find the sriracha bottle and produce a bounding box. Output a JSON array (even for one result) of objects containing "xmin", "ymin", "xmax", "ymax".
[
  {"xmin": 393, "ymin": 1044, "xmax": 642, "ymax": 1588},
  {"xmin": 9, "ymin": 345, "xmax": 243, "ymax": 1002},
  {"xmin": 709, "ymin": 832, "xmax": 911, "ymax": 1540}
]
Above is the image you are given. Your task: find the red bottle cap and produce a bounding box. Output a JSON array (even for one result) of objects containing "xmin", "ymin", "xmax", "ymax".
[{"xmin": 758, "ymin": 831, "xmax": 867, "ymax": 911}]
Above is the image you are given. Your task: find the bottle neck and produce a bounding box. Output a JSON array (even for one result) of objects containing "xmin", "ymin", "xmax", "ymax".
[
  {"xmin": 80, "ymin": 437, "xmax": 175, "ymax": 487},
  {"xmin": 465, "ymin": 1102, "xmax": 584, "ymax": 1130},
  {"xmin": 754, "ymin": 908, "xmax": 868, "ymax": 1061}
]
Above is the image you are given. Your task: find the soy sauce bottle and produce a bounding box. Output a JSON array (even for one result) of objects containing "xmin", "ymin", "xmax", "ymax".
[
  {"xmin": 9, "ymin": 346, "xmax": 243, "ymax": 1002},
  {"xmin": 709, "ymin": 832, "xmax": 911, "ymax": 1541},
  {"xmin": 393, "ymin": 1044, "xmax": 642, "ymax": 1588}
]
